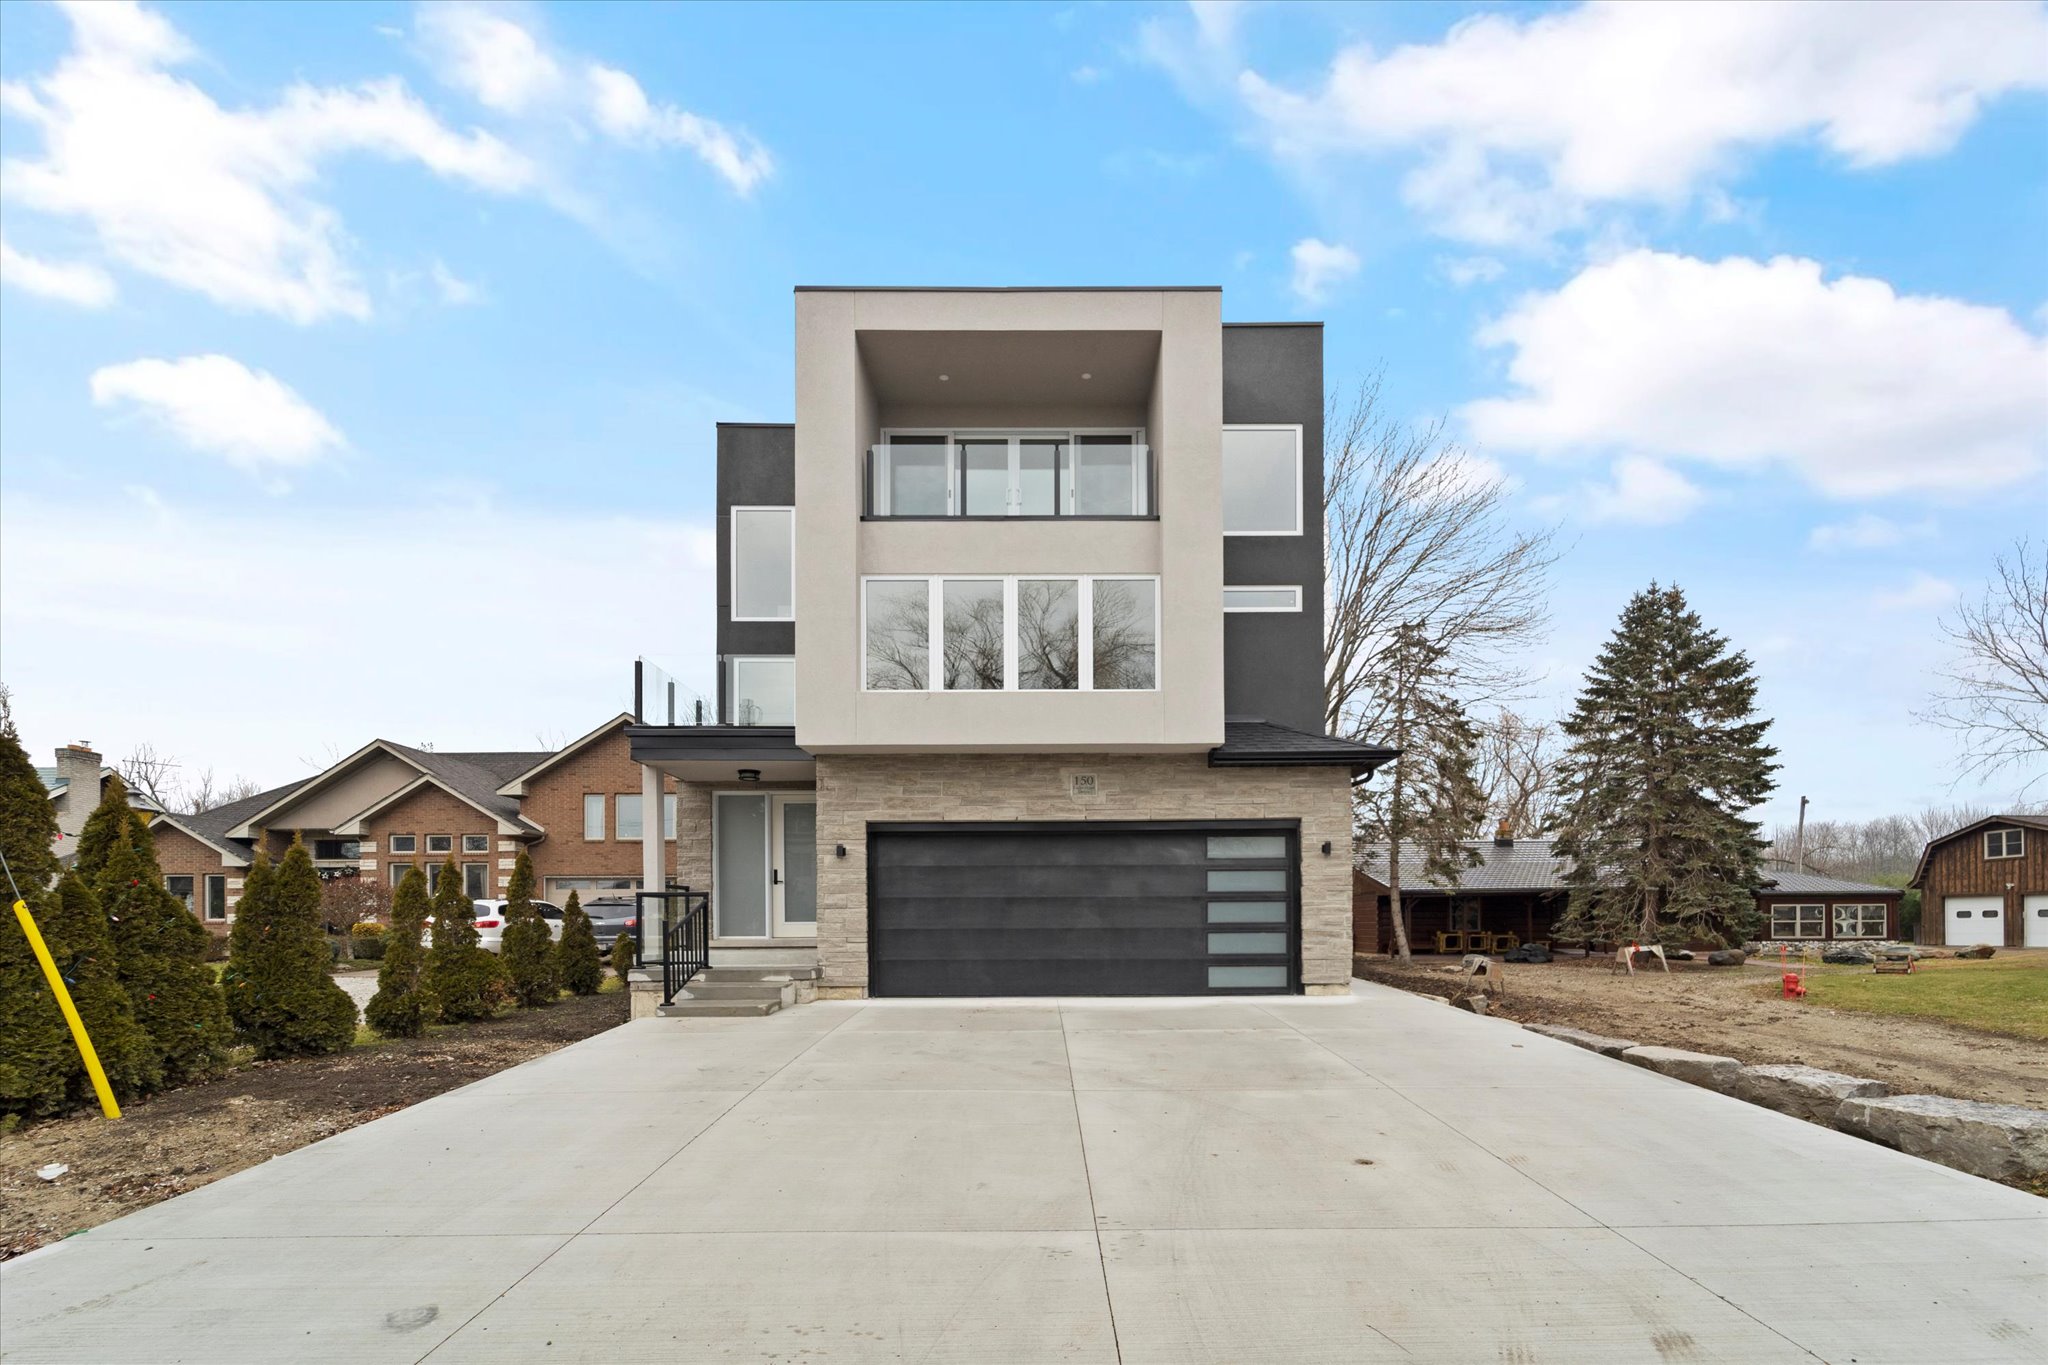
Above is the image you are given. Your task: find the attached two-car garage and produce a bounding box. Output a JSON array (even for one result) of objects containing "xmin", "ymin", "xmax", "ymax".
[{"xmin": 868, "ymin": 821, "xmax": 1300, "ymax": 997}]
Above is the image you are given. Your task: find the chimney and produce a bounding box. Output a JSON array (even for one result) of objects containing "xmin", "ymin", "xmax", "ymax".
[
  {"xmin": 53, "ymin": 743, "xmax": 103, "ymax": 843},
  {"xmin": 1493, "ymin": 819, "xmax": 1514, "ymax": 848}
]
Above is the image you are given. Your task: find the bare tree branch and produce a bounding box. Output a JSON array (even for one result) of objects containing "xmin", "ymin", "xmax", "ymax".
[
  {"xmin": 1322, "ymin": 374, "xmax": 1562, "ymax": 742},
  {"xmin": 117, "ymin": 742, "xmax": 180, "ymax": 807},
  {"xmin": 1473, "ymin": 709, "xmax": 1566, "ymax": 836},
  {"xmin": 1918, "ymin": 538, "xmax": 2048, "ymax": 796}
]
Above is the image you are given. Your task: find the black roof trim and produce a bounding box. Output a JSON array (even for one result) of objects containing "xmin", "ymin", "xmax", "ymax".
[
  {"xmin": 1209, "ymin": 719, "xmax": 1396, "ymax": 777},
  {"xmin": 1223, "ymin": 321, "xmax": 1325, "ymax": 328},
  {"xmin": 715, "ymin": 421, "xmax": 795, "ymax": 429},
  {"xmin": 627, "ymin": 725, "xmax": 812, "ymax": 765}
]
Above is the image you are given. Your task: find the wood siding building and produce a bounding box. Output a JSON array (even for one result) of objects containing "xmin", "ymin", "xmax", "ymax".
[{"xmin": 1909, "ymin": 814, "xmax": 2048, "ymax": 948}]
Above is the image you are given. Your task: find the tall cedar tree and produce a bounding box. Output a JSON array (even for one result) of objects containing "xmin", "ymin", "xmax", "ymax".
[
  {"xmin": 366, "ymin": 865, "xmax": 432, "ymax": 1037},
  {"xmin": 97, "ymin": 818, "xmax": 232, "ymax": 1083},
  {"xmin": 499, "ymin": 849, "xmax": 558, "ymax": 1007},
  {"xmin": 223, "ymin": 841, "xmax": 357, "ymax": 1057},
  {"xmin": 70, "ymin": 771, "xmax": 138, "ymax": 887},
  {"xmin": 45, "ymin": 872, "xmax": 161, "ymax": 1105},
  {"xmin": 0, "ymin": 693, "xmax": 82, "ymax": 1116},
  {"xmin": 424, "ymin": 858, "xmax": 497, "ymax": 1021},
  {"xmin": 556, "ymin": 890, "xmax": 603, "ymax": 996},
  {"xmin": 1356, "ymin": 624, "xmax": 1486, "ymax": 961},
  {"xmin": 1552, "ymin": 584, "xmax": 1779, "ymax": 946}
]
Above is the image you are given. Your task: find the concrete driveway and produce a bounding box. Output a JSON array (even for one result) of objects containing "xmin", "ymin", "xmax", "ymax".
[{"xmin": 3, "ymin": 983, "xmax": 2043, "ymax": 1364}]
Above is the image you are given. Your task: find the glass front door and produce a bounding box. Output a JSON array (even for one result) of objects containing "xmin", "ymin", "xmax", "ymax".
[{"xmin": 713, "ymin": 792, "xmax": 816, "ymax": 940}]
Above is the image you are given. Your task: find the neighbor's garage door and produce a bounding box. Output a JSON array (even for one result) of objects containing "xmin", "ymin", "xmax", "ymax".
[
  {"xmin": 1944, "ymin": 895, "xmax": 2004, "ymax": 947},
  {"xmin": 869, "ymin": 822, "xmax": 1298, "ymax": 997}
]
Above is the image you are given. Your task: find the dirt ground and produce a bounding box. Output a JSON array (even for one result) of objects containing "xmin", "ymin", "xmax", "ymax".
[
  {"xmin": 0, "ymin": 989, "xmax": 627, "ymax": 1261},
  {"xmin": 1354, "ymin": 952, "xmax": 2048, "ymax": 1110}
]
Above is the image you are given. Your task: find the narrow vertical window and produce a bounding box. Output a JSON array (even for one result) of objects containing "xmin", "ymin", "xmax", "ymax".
[
  {"xmin": 865, "ymin": 579, "xmax": 930, "ymax": 689},
  {"xmin": 941, "ymin": 579, "xmax": 1006, "ymax": 690},
  {"xmin": 583, "ymin": 794, "xmax": 606, "ymax": 841},
  {"xmin": 1091, "ymin": 578, "xmax": 1158, "ymax": 689},
  {"xmin": 204, "ymin": 875, "xmax": 226, "ymax": 921},
  {"xmin": 731, "ymin": 506, "xmax": 795, "ymax": 621},
  {"xmin": 1017, "ymin": 579, "xmax": 1081, "ymax": 689},
  {"xmin": 616, "ymin": 794, "xmax": 644, "ymax": 841}
]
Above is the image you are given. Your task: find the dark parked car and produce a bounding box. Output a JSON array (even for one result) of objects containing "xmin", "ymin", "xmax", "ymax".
[{"xmin": 581, "ymin": 897, "xmax": 640, "ymax": 951}]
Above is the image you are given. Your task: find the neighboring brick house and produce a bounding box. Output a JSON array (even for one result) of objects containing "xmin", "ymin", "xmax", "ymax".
[
  {"xmin": 143, "ymin": 715, "xmax": 676, "ymax": 933},
  {"xmin": 1910, "ymin": 813, "xmax": 2048, "ymax": 948}
]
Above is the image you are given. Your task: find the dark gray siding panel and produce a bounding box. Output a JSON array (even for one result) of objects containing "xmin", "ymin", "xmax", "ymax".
[
  {"xmin": 1220, "ymin": 325, "xmax": 1325, "ymax": 734},
  {"xmin": 716, "ymin": 425, "xmax": 796, "ymax": 717}
]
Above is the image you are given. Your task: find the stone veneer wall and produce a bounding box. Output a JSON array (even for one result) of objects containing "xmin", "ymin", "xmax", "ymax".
[{"xmin": 813, "ymin": 753, "xmax": 1354, "ymax": 998}]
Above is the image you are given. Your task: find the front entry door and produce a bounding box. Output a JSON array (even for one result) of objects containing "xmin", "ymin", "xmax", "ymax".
[{"xmin": 713, "ymin": 792, "xmax": 816, "ymax": 940}]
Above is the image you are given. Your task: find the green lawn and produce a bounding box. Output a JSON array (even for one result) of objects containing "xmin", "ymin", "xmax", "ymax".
[{"xmin": 1797, "ymin": 956, "xmax": 2048, "ymax": 1041}]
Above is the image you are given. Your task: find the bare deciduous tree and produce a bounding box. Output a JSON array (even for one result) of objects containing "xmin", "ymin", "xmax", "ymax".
[
  {"xmin": 116, "ymin": 742, "xmax": 181, "ymax": 807},
  {"xmin": 1764, "ymin": 800, "xmax": 2048, "ymax": 884},
  {"xmin": 1473, "ymin": 709, "xmax": 1565, "ymax": 836},
  {"xmin": 1323, "ymin": 374, "xmax": 1560, "ymax": 742},
  {"xmin": 186, "ymin": 768, "xmax": 264, "ymax": 814},
  {"xmin": 1919, "ymin": 538, "xmax": 2048, "ymax": 796}
]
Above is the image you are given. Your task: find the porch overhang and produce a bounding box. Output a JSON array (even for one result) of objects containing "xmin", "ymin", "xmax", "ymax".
[
  {"xmin": 1208, "ymin": 718, "xmax": 1397, "ymax": 782},
  {"xmin": 627, "ymin": 725, "xmax": 816, "ymax": 785}
]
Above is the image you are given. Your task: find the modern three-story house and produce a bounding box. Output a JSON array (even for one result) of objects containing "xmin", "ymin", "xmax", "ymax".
[{"xmin": 629, "ymin": 286, "xmax": 1391, "ymax": 998}]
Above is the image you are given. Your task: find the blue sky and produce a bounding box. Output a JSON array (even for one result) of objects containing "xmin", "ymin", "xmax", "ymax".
[{"xmin": 2, "ymin": 0, "xmax": 2044, "ymax": 825}]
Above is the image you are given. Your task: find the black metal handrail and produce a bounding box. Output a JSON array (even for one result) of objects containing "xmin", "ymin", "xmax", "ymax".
[{"xmin": 635, "ymin": 888, "xmax": 710, "ymax": 1006}]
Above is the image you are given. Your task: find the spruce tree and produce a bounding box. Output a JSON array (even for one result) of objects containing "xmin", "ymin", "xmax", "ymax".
[
  {"xmin": 556, "ymin": 890, "xmax": 603, "ymax": 996},
  {"xmin": 424, "ymin": 857, "xmax": 496, "ymax": 1022},
  {"xmin": 43, "ymin": 872, "xmax": 160, "ymax": 1105},
  {"xmin": 99, "ymin": 828, "xmax": 232, "ymax": 1084},
  {"xmin": 222, "ymin": 840, "xmax": 357, "ymax": 1057},
  {"xmin": 0, "ymin": 690, "xmax": 80, "ymax": 1117},
  {"xmin": 366, "ymin": 865, "xmax": 432, "ymax": 1037},
  {"xmin": 499, "ymin": 849, "xmax": 557, "ymax": 1007},
  {"xmin": 1355, "ymin": 624, "xmax": 1487, "ymax": 961},
  {"xmin": 1552, "ymin": 584, "xmax": 1779, "ymax": 947}
]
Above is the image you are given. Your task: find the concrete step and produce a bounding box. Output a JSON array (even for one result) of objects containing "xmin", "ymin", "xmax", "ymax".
[
  {"xmin": 698, "ymin": 967, "xmax": 819, "ymax": 984},
  {"xmin": 677, "ymin": 980, "xmax": 795, "ymax": 1003},
  {"xmin": 709, "ymin": 945, "xmax": 819, "ymax": 971},
  {"xmin": 655, "ymin": 997, "xmax": 783, "ymax": 1018}
]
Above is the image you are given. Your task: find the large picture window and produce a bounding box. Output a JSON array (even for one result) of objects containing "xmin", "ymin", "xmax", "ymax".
[
  {"xmin": 1221, "ymin": 425, "xmax": 1303, "ymax": 536},
  {"xmin": 731, "ymin": 506, "xmax": 795, "ymax": 621},
  {"xmin": 863, "ymin": 575, "xmax": 1159, "ymax": 693}
]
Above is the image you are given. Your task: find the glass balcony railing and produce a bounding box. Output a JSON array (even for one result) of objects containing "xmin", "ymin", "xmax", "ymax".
[
  {"xmin": 633, "ymin": 657, "xmax": 716, "ymax": 726},
  {"xmin": 865, "ymin": 437, "xmax": 1154, "ymax": 518}
]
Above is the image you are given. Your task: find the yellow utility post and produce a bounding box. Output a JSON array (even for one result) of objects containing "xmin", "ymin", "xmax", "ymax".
[{"xmin": 3, "ymin": 850, "xmax": 121, "ymax": 1119}]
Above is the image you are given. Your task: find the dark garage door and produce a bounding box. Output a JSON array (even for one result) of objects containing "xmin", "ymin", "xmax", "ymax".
[{"xmin": 869, "ymin": 822, "xmax": 1299, "ymax": 997}]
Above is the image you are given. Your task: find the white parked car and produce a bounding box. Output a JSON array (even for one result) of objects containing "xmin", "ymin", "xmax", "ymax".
[{"xmin": 423, "ymin": 900, "xmax": 564, "ymax": 953}]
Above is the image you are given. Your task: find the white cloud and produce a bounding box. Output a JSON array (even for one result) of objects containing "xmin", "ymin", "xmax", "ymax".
[
  {"xmin": 1465, "ymin": 250, "xmax": 2047, "ymax": 501},
  {"xmin": 1874, "ymin": 572, "xmax": 1959, "ymax": 611},
  {"xmin": 1809, "ymin": 514, "xmax": 1937, "ymax": 551},
  {"xmin": 1439, "ymin": 255, "xmax": 1504, "ymax": 287},
  {"xmin": 1575, "ymin": 456, "xmax": 1704, "ymax": 525},
  {"xmin": 0, "ymin": 0, "xmax": 533, "ymax": 323},
  {"xmin": 430, "ymin": 258, "xmax": 481, "ymax": 305},
  {"xmin": 415, "ymin": 6, "xmax": 775, "ymax": 197},
  {"xmin": 414, "ymin": 3, "xmax": 563, "ymax": 113},
  {"xmin": 1288, "ymin": 237, "xmax": 1359, "ymax": 305},
  {"xmin": 0, "ymin": 489, "xmax": 717, "ymax": 788},
  {"xmin": 0, "ymin": 235, "xmax": 115, "ymax": 306},
  {"xmin": 1071, "ymin": 66, "xmax": 1106, "ymax": 86},
  {"xmin": 1169, "ymin": 1, "xmax": 2048, "ymax": 246},
  {"xmin": 90, "ymin": 355, "xmax": 344, "ymax": 476}
]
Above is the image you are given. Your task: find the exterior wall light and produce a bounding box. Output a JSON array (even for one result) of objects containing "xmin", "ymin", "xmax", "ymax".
[
  {"xmin": 738, "ymin": 769, "xmax": 761, "ymax": 782},
  {"xmin": 835, "ymin": 844, "xmax": 847, "ymax": 858},
  {"xmin": 1321, "ymin": 841, "xmax": 1333, "ymax": 856}
]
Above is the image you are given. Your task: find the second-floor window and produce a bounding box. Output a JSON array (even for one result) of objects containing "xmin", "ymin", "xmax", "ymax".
[
  {"xmin": 617, "ymin": 794, "xmax": 644, "ymax": 841},
  {"xmin": 732, "ymin": 506, "xmax": 795, "ymax": 621},
  {"xmin": 868, "ymin": 432, "xmax": 1150, "ymax": 518},
  {"xmin": 1985, "ymin": 828, "xmax": 2024, "ymax": 859},
  {"xmin": 864, "ymin": 575, "xmax": 1158, "ymax": 693},
  {"xmin": 1222, "ymin": 425, "xmax": 1303, "ymax": 536},
  {"xmin": 583, "ymin": 794, "xmax": 606, "ymax": 841},
  {"xmin": 728, "ymin": 656, "xmax": 796, "ymax": 725}
]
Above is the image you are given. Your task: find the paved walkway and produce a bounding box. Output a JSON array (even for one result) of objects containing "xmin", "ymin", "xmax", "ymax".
[{"xmin": 3, "ymin": 984, "xmax": 2043, "ymax": 1363}]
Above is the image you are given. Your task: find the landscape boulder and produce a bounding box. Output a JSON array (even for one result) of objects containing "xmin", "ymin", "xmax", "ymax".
[
  {"xmin": 1706, "ymin": 949, "xmax": 1746, "ymax": 967},
  {"xmin": 1953, "ymin": 945, "xmax": 1997, "ymax": 960},
  {"xmin": 1835, "ymin": 1094, "xmax": 2048, "ymax": 1183},
  {"xmin": 1823, "ymin": 947, "xmax": 1873, "ymax": 965},
  {"xmin": 1733, "ymin": 1064, "xmax": 1888, "ymax": 1124},
  {"xmin": 1621, "ymin": 1045, "xmax": 1743, "ymax": 1090},
  {"xmin": 1502, "ymin": 943, "xmax": 1551, "ymax": 964},
  {"xmin": 1522, "ymin": 1023, "xmax": 1636, "ymax": 1057},
  {"xmin": 1453, "ymin": 994, "xmax": 1489, "ymax": 1015}
]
